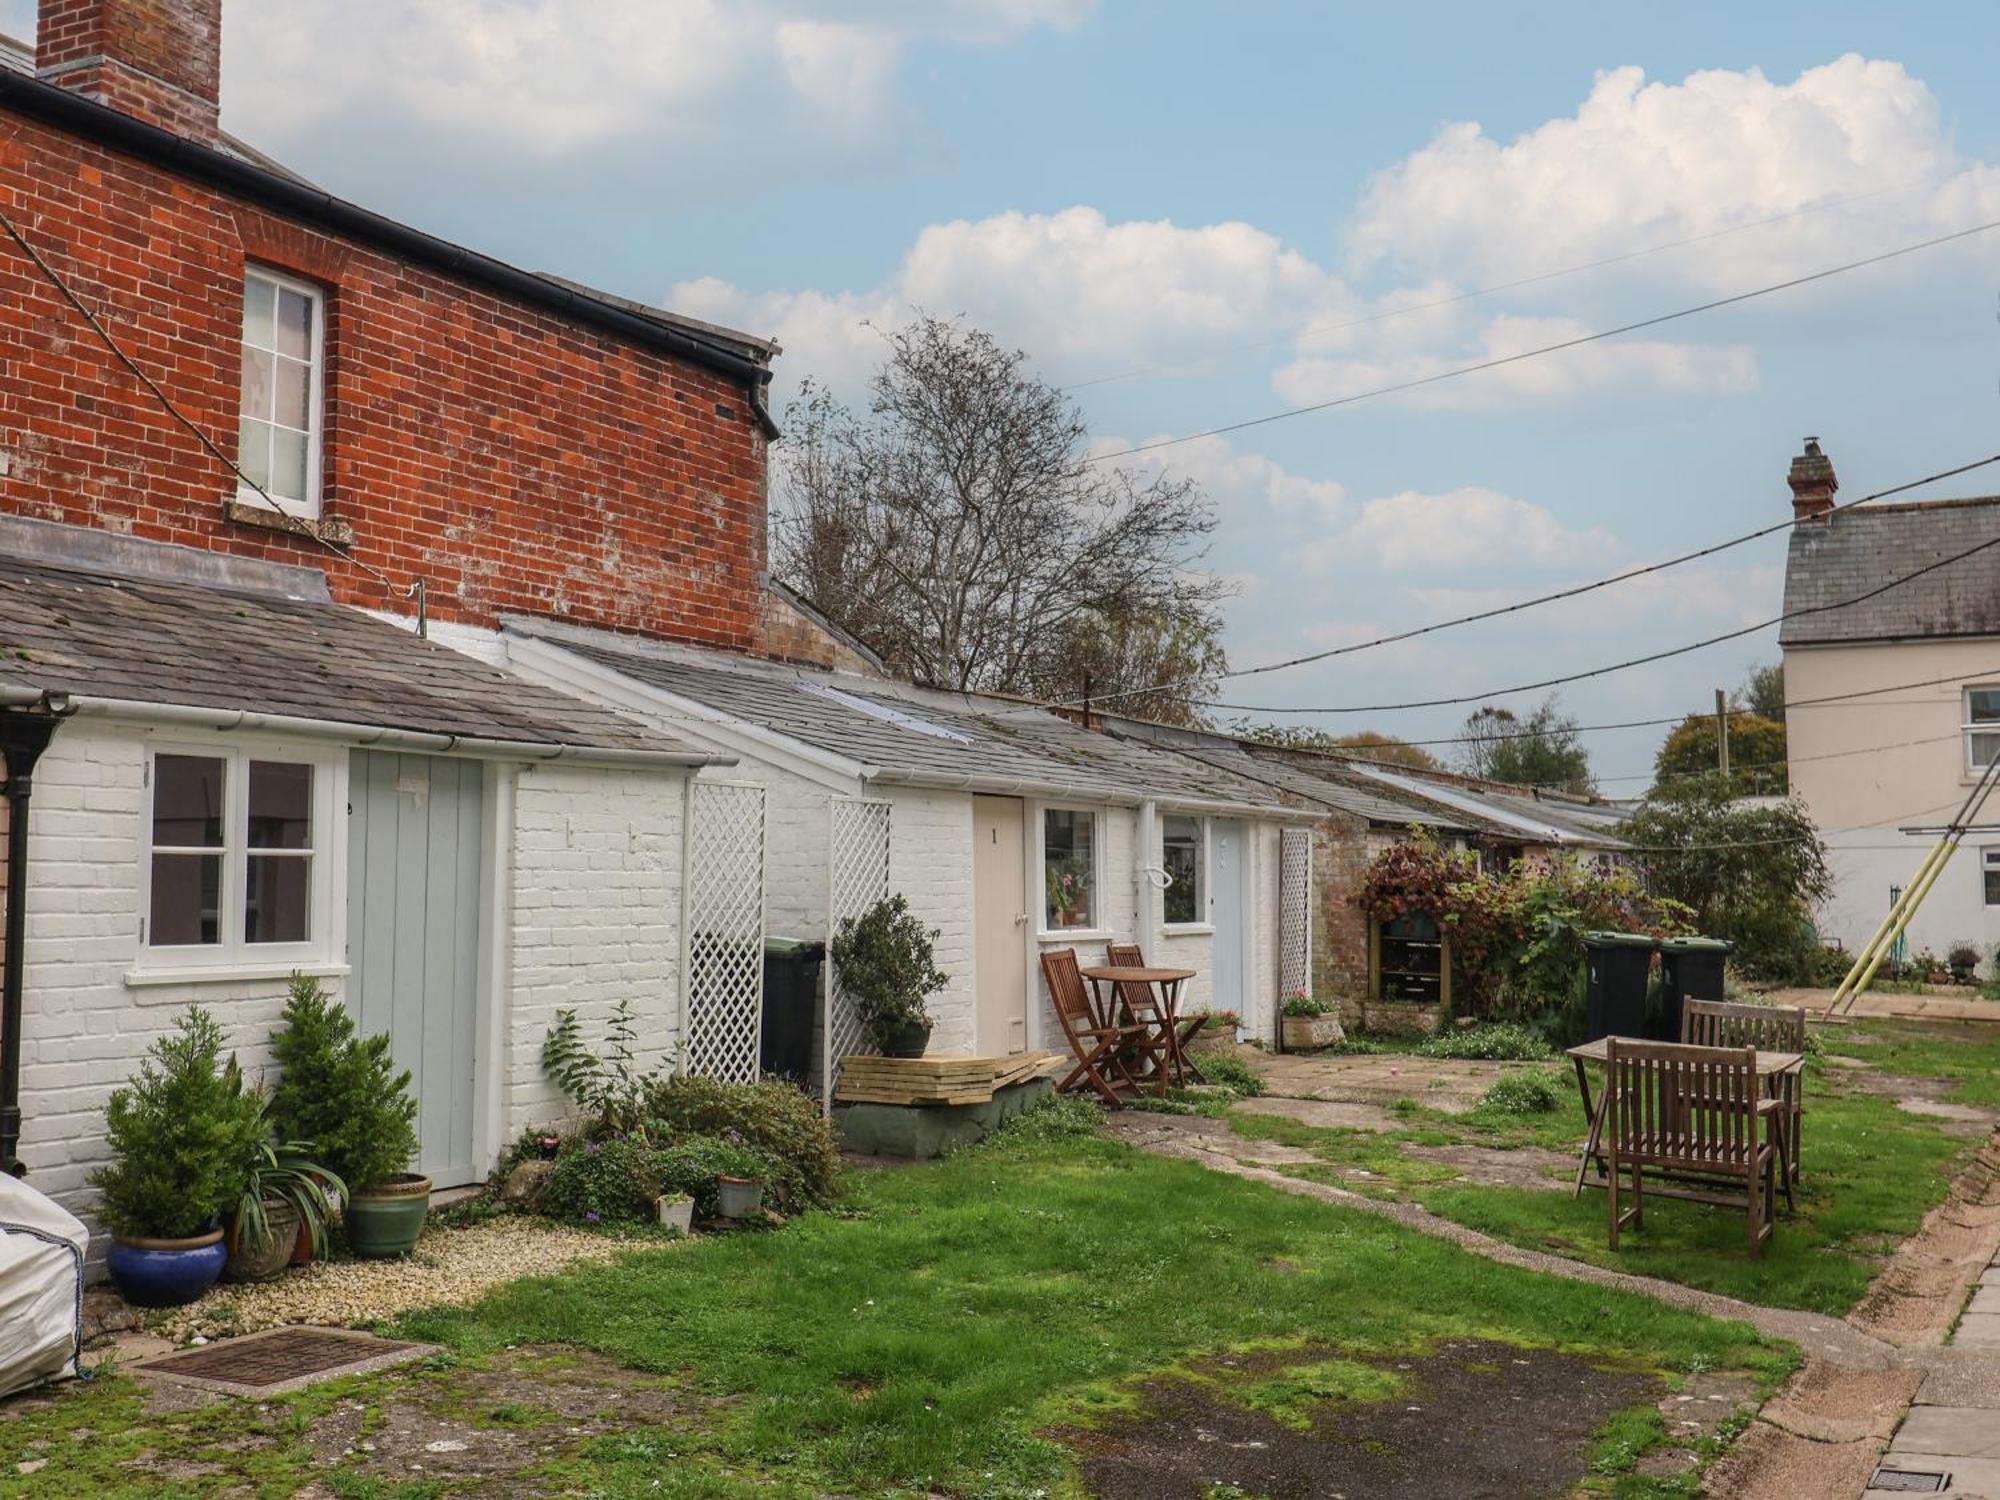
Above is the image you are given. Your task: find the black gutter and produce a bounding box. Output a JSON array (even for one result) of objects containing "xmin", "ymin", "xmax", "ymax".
[
  {"xmin": 0, "ymin": 707, "xmax": 65, "ymax": 1177},
  {"xmin": 0, "ymin": 71, "xmax": 778, "ymax": 429}
]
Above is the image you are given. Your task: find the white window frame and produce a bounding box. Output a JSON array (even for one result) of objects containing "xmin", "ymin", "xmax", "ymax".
[
  {"xmin": 238, "ymin": 265, "xmax": 327, "ymax": 519},
  {"xmin": 134, "ymin": 740, "xmax": 344, "ymax": 978},
  {"xmin": 1965, "ymin": 687, "xmax": 2000, "ymax": 774},
  {"xmin": 1037, "ymin": 803, "xmax": 1106, "ymax": 938},
  {"xmin": 1983, "ymin": 848, "xmax": 2000, "ymax": 908},
  {"xmin": 1160, "ymin": 812, "xmax": 1211, "ymax": 933}
]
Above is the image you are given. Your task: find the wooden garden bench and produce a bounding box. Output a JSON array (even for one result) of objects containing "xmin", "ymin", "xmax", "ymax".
[
  {"xmin": 1604, "ymin": 1039, "xmax": 1780, "ymax": 1257},
  {"xmin": 1681, "ymin": 998, "xmax": 1808, "ymax": 1183}
]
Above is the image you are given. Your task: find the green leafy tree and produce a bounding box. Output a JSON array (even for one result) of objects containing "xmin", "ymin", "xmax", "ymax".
[
  {"xmin": 90, "ymin": 1007, "xmax": 267, "ymax": 1240},
  {"xmin": 1653, "ymin": 711, "xmax": 1788, "ymax": 795},
  {"xmin": 1454, "ymin": 695, "xmax": 1596, "ymax": 793},
  {"xmin": 267, "ymin": 973, "xmax": 419, "ymax": 1193},
  {"xmin": 1618, "ymin": 777, "xmax": 1831, "ymax": 979}
]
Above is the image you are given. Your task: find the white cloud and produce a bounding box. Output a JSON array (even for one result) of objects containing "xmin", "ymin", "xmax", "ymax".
[
  {"xmin": 1092, "ymin": 433, "xmax": 1348, "ymax": 525},
  {"xmin": 1275, "ymin": 313, "xmax": 1759, "ymax": 411},
  {"xmin": 1319, "ymin": 487, "xmax": 1617, "ymax": 574},
  {"xmin": 215, "ymin": 1, "xmax": 1091, "ymax": 195},
  {"xmin": 1346, "ymin": 56, "xmax": 2000, "ymax": 291},
  {"xmin": 1405, "ymin": 560, "xmax": 1783, "ymax": 633},
  {"xmin": 678, "ymin": 206, "xmax": 1342, "ymax": 399}
]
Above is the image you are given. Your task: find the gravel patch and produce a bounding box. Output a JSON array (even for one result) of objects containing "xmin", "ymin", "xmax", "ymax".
[{"xmin": 149, "ymin": 1219, "xmax": 639, "ymax": 1344}]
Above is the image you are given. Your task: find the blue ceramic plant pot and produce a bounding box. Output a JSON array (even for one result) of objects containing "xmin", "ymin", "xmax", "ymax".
[{"xmin": 106, "ymin": 1229, "xmax": 227, "ymax": 1308}]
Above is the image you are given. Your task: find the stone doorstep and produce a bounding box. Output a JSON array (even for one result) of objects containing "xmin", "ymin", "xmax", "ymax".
[
  {"xmin": 1893, "ymin": 1408, "xmax": 2000, "ymax": 1460},
  {"xmin": 1869, "ymin": 1453, "xmax": 2000, "ymax": 1496}
]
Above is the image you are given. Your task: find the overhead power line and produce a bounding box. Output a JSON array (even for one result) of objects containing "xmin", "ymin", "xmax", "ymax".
[
  {"xmin": 1087, "ymin": 215, "xmax": 2000, "ymax": 464},
  {"xmin": 1062, "ymin": 173, "xmax": 1940, "ymax": 393},
  {"xmin": 1067, "ymin": 451, "xmax": 2000, "ymax": 715},
  {"xmin": 1207, "ymin": 525, "xmax": 2000, "ymax": 717}
]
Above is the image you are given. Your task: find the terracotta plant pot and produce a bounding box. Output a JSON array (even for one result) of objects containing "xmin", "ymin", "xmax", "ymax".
[
  {"xmin": 290, "ymin": 1215, "xmax": 315, "ymax": 1268},
  {"xmin": 344, "ymin": 1173, "xmax": 432, "ymax": 1258},
  {"xmin": 224, "ymin": 1198, "xmax": 302, "ymax": 1284},
  {"xmin": 106, "ymin": 1229, "xmax": 227, "ymax": 1309}
]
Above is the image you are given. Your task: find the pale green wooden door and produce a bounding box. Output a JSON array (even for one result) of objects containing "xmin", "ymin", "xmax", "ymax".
[{"xmin": 346, "ymin": 751, "xmax": 484, "ymax": 1187}]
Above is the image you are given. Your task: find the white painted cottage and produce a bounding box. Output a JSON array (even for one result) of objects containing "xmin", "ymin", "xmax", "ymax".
[
  {"xmin": 497, "ymin": 618, "xmax": 1317, "ymax": 1082},
  {"xmin": 0, "ymin": 521, "xmax": 742, "ymax": 1232}
]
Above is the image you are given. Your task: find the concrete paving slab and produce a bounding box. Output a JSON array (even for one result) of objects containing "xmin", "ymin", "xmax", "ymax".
[
  {"xmin": 1955, "ymin": 1314, "xmax": 2000, "ymax": 1350},
  {"xmin": 1968, "ymin": 1286, "xmax": 2000, "ymax": 1317},
  {"xmin": 1914, "ymin": 1355, "xmax": 2000, "ymax": 1409},
  {"xmin": 1981, "ymin": 1264, "xmax": 2000, "ymax": 1288},
  {"xmin": 1894, "ymin": 1407, "xmax": 2000, "ymax": 1458}
]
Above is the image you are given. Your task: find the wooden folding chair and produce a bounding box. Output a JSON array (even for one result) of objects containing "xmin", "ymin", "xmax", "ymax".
[
  {"xmin": 1682, "ymin": 998, "xmax": 1807, "ymax": 1184},
  {"xmin": 1605, "ymin": 1039, "xmax": 1779, "ymax": 1257},
  {"xmin": 1103, "ymin": 941, "xmax": 1207, "ymax": 1086},
  {"xmin": 1040, "ymin": 948, "xmax": 1163, "ymax": 1106}
]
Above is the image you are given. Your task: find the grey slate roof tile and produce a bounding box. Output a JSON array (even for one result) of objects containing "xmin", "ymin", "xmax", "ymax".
[
  {"xmin": 0, "ymin": 555, "xmax": 687, "ymax": 753},
  {"xmin": 507, "ymin": 618, "xmax": 1296, "ymax": 811},
  {"xmin": 1781, "ymin": 496, "xmax": 2000, "ymax": 646}
]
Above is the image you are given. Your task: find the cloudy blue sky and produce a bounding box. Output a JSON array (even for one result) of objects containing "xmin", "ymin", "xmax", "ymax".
[{"xmin": 11, "ymin": 1, "xmax": 1998, "ymax": 789}]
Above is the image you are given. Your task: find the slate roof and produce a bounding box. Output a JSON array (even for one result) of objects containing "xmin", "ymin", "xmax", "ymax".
[
  {"xmin": 504, "ymin": 618, "xmax": 1299, "ymax": 813},
  {"xmin": 1098, "ymin": 718, "xmax": 1627, "ymax": 848},
  {"xmin": 0, "ymin": 554, "xmax": 696, "ymax": 755},
  {"xmin": 1780, "ymin": 496, "xmax": 2000, "ymax": 646}
]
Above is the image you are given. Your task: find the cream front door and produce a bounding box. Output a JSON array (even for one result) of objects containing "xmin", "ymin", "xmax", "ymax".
[{"xmin": 972, "ymin": 796, "xmax": 1029, "ymax": 1055}]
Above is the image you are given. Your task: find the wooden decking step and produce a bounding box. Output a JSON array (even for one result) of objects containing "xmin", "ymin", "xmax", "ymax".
[{"xmin": 835, "ymin": 1050, "xmax": 1062, "ymax": 1106}]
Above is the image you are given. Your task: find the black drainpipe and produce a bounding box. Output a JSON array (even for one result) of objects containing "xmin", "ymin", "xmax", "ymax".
[{"xmin": 1, "ymin": 706, "xmax": 68, "ymax": 1178}]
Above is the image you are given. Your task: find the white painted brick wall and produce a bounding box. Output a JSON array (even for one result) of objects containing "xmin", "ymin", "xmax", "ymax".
[
  {"xmin": 888, "ymin": 787, "xmax": 975, "ymax": 1052},
  {"xmin": 502, "ymin": 763, "xmax": 685, "ymax": 1140},
  {"xmin": 14, "ymin": 721, "xmax": 326, "ymax": 1243}
]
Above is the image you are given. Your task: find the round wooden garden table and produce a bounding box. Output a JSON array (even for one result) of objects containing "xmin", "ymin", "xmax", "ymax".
[{"xmin": 1079, "ymin": 965, "xmax": 1201, "ymax": 1086}]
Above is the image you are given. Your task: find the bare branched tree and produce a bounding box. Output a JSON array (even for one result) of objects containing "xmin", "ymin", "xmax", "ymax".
[{"xmin": 774, "ymin": 315, "xmax": 1228, "ymax": 718}]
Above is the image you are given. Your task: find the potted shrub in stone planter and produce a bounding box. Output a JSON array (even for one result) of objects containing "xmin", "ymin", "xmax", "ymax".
[
  {"xmin": 830, "ymin": 895, "xmax": 949, "ymax": 1059},
  {"xmin": 91, "ymin": 1008, "xmax": 267, "ymax": 1308},
  {"xmin": 268, "ymin": 974, "xmax": 426, "ymax": 1259},
  {"xmin": 1948, "ymin": 942, "xmax": 1980, "ymax": 986},
  {"xmin": 1187, "ymin": 1010, "xmax": 1241, "ymax": 1053},
  {"xmin": 224, "ymin": 1132, "xmax": 343, "ymax": 1283},
  {"xmin": 1279, "ymin": 991, "xmax": 1345, "ymax": 1052},
  {"xmin": 655, "ymin": 1192, "xmax": 695, "ymax": 1235}
]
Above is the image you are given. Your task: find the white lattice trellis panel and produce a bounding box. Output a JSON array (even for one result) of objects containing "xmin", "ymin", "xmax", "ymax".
[
  {"xmin": 822, "ymin": 795, "xmax": 892, "ymax": 1108},
  {"xmin": 684, "ymin": 781, "xmax": 767, "ymax": 1082},
  {"xmin": 1279, "ymin": 827, "xmax": 1313, "ymax": 1000}
]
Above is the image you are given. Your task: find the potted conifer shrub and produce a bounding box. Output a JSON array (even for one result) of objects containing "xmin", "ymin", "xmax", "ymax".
[
  {"xmin": 92, "ymin": 1008, "xmax": 267, "ymax": 1308},
  {"xmin": 268, "ymin": 974, "xmax": 426, "ymax": 1259},
  {"xmin": 829, "ymin": 895, "xmax": 949, "ymax": 1058}
]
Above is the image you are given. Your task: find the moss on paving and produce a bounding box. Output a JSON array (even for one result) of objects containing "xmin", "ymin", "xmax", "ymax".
[{"xmin": 4, "ymin": 1123, "xmax": 1785, "ymax": 1498}]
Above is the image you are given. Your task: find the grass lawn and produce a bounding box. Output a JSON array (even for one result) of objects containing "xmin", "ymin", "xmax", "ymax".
[
  {"xmin": 1231, "ymin": 1020, "xmax": 1992, "ymax": 1314},
  {"xmin": 1, "ymin": 1110, "xmax": 1790, "ymax": 1499}
]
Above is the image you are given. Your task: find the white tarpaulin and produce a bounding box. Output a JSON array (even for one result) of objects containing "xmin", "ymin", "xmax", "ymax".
[{"xmin": 0, "ymin": 1173, "xmax": 86, "ymax": 1398}]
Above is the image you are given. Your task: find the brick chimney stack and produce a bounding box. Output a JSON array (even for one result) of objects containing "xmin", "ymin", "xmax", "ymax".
[
  {"xmin": 1787, "ymin": 436, "xmax": 1838, "ymax": 523},
  {"xmin": 36, "ymin": 0, "xmax": 221, "ymax": 144}
]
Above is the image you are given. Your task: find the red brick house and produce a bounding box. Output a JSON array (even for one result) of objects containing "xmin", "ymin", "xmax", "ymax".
[{"xmin": 0, "ymin": 0, "xmax": 825, "ymax": 1231}]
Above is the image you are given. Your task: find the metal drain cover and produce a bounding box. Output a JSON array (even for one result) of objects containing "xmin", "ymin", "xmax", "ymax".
[
  {"xmin": 139, "ymin": 1328, "xmax": 434, "ymax": 1395},
  {"xmin": 1869, "ymin": 1468, "xmax": 1951, "ymax": 1493}
]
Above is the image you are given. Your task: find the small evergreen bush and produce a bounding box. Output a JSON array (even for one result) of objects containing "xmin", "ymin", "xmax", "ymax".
[
  {"xmin": 267, "ymin": 973, "xmax": 419, "ymax": 1193},
  {"xmin": 643, "ymin": 1076, "xmax": 843, "ymax": 1208},
  {"xmin": 829, "ymin": 895, "xmax": 947, "ymax": 1049},
  {"xmin": 91, "ymin": 1008, "xmax": 267, "ymax": 1240},
  {"xmin": 543, "ymin": 1136, "xmax": 671, "ymax": 1225}
]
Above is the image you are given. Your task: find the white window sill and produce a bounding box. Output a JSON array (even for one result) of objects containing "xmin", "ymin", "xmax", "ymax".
[
  {"xmin": 1161, "ymin": 922, "xmax": 1215, "ymax": 937},
  {"xmin": 126, "ymin": 961, "xmax": 349, "ymax": 991},
  {"xmin": 1038, "ymin": 927, "xmax": 1112, "ymax": 944}
]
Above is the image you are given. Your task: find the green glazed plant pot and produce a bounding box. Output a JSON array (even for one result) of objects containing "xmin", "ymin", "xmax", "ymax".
[
  {"xmin": 345, "ymin": 1173, "xmax": 432, "ymax": 1258},
  {"xmin": 877, "ymin": 1020, "xmax": 931, "ymax": 1059}
]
